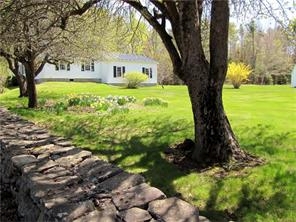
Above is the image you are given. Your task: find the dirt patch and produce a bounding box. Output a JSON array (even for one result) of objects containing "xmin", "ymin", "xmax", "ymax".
[{"xmin": 164, "ymin": 139, "xmax": 264, "ymax": 177}]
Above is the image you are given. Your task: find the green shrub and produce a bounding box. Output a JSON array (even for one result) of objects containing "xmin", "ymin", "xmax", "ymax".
[
  {"xmin": 124, "ymin": 72, "xmax": 148, "ymax": 89},
  {"xmin": 143, "ymin": 97, "xmax": 168, "ymax": 107},
  {"xmin": 53, "ymin": 102, "xmax": 68, "ymax": 114}
]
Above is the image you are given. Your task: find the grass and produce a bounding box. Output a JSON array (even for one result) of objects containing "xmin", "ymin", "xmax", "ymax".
[{"xmin": 1, "ymin": 82, "xmax": 295, "ymax": 221}]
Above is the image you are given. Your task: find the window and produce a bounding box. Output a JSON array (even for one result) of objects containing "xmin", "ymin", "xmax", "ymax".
[
  {"xmin": 81, "ymin": 61, "xmax": 95, "ymax": 72},
  {"xmin": 55, "ymin": 62, "xmax": 70, "ymax": 71},
  {"xmin": 113, "ymin": 66, "xmax": 125, "ymax": 78},
  {"xmin": 142, "ymin": 67, "xmax": 152, "ymax": 78},
  {"xmin": 60, "ymin": 63, "xmax": 65, "ymax": 70}
]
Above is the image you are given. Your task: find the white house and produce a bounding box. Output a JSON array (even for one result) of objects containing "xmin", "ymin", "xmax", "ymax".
[
  {"xmin": 35, "ymin": 53, "xmax": 158, "ymax": 85},
  {"xmin": 291, "ymin": 65, "xmax": 296, "ymax": 88}
]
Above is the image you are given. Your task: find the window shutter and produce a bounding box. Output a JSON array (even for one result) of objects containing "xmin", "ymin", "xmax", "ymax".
[
  {"xmin": 81, "ymin": 64, "xmax": 85, "ymax": 71},
  {"xmin": 67, "ymin": 63, "xmax": 70, "ymax": 71},
  {"xmin": 150, "ymin": 68, "xmax": 152, "ymax": 78},
  {"xmin": 113, "ymin": 66, "xmax": 117, "ymax": 78},
  {"xmin": 91, "ymin": 61, "xmax": 95, "ymax": 71},
  {"xmin": 55, "ymin": 64, "xmax": 59, "ymax": 71},
  {"xmin": 122, "ymin": 66, "xmax": 125, "ymax": 76},
  {"xmin": 142, "ymin": 67, "xmax": 145, "ymax": 74}
]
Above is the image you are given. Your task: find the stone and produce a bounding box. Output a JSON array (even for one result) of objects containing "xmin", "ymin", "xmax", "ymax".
[
  {"xmin": 199, "ymin": 216, "xmax": 211, "ymax": 222},
  {"xmin": 148, "ymin": 197, "xmax": 199, "ymax": 222},
  {"xmin": 23, "ymin": 159, "xmax": 59, "ymax": 174},
  {"xmin": 11, "ymin": 154, "xmax": 38, "ymax": 168},
  {"xmin": 30, "ymin": 144, "xmax": 59, "ymax": 155},
  {"xmin": 24, "ymin": 139, "xmax": 54, "ymax": 148},
  {"xmin": 119, "ymin": 207, "xmax": 152, "ymax": 222},
  {"xmin": 30, "ymin": 175, "xmax": 80, "ymax": 200},
  {"xmin": 46, "ymin": 200, "xmax": 96, "ymax": 221},
  {"xmin": 75, "ymin": 157, "xmax": 109, "ymax": 175},
  {"xmin": 73, "ymin": 198, "xmax": 117, "ymax": 222},
  {"xmin": 112, "ymin": 183, "xmax": 166, "ymax": 210},
  {"xmin": 43, "ymin": 184, "xmax": 94, "ymax": 208},
  {"xmin": 73, "ymin": 210, "xmax": 117, "ymax": 222},
  {"xmin": 98, "ymin": 172, "xmax": 145, "ymax": 193},
  {"xmin": 53, "ymin": 139, "xmax": 73, "ymax": 147},
  {"xmin": 55, "ymin": 150, "xmax": 92, "ymax": 168},
  {"xmin": 43, "ymin": 166, "xmax": 72, "ymax": 178},
  {"xmin": 86, "ymin": 164, "xmax": 123, "ymax": 183}
]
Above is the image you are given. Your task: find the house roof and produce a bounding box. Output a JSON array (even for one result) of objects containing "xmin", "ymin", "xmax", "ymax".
[{"xmin": 105, "ymin": 53, "xmax": 158, "ymax": 64}]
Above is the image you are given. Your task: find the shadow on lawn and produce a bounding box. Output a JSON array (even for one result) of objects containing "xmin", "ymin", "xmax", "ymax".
[
  {"xmin": 200, "ymin": 124, "xmax": 295, "ymax": 221},
  {"xmin": 77, "ymin": 115, "xmax": 193, "ymax": 197},
  {"xmin": 49, "ymin": 115, "xmax": 295, "ymax": 221},
  {"xmin": 201, "ymin": 168, "xmax": 296, "ymax": 221},
  {"xmin": 8, "ymin": 108, "xmax": 295, "ymax": 221}
]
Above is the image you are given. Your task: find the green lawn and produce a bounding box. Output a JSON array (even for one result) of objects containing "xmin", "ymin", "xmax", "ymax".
[{"xmin": 1, "ymin": 83, "xmax": 295, "ymax": 221}]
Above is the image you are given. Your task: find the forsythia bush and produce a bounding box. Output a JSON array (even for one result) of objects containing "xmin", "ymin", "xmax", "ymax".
[
  {"xmin": 124, "ymin": 72, "xmax": 148, "ymax": 88},
  {"xmin": 227, "ymin": 62, "xmax": 252, "ymax": 89}
]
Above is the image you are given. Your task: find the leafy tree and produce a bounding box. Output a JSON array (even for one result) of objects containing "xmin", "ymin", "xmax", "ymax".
[
  {"xmin": 124, "ymin": 72, "xmax": 148, "ymax": 88},
  {"xmin": 252, "ymin": 27, "xmax": 293, "ymax": 84},
  {"xmin": 0, "ymin": 0, "xmax": 74, "ymax": 107},
  {"xmin": 227, "ymin": 62, "xmax": 252, "ymax": 88},
  {"xmin": 0, "ymin": 1, "xmax": 116, "ymax": 107}
]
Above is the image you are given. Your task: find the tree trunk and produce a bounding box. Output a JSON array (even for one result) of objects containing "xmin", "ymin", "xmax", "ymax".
[
  {"xmin": 186, "ymin": 76, "xmax": 247, "ymax": 163},
  {"xmin": 24, "ymin": 62, "xmax": 37, "ymax": 108},
  {"xmin": 123, "ymin": 0, "xmax": 250, "ymax": 164},
  {"xmin": 15, "ymin": 74, "xmax": 27, "ymax": 97},
  {"xmin": 175, "ymin": 0, "xmax": 247, "ymax": 164},
  {"xmin": 26, "ymin": 73, "xmax": 37, "ymax": 108}
]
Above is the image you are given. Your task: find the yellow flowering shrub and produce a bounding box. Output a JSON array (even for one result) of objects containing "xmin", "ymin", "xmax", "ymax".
[{"xmin": 227, "ymin": 62, "xmax": 252, "ymax": 89}]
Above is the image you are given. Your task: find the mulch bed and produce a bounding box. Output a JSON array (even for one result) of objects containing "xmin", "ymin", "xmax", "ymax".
[{"xmin": 164, "ymin": 139, "xmax": 264, "ymax": 178}]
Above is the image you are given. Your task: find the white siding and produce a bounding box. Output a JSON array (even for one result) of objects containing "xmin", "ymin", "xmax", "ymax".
[
  {"xmin": 106, "ymin": 61, "xmax": 157, "ymax": 84},
  {"xmin": 291, "ymin": 65, "xmax": 296, "ymax": 88},
  {"xmin": 36, "ymin": 59, "xmax": 158, "ymax": 85},
  {"xmin": 36, "ymin": 63, "xmax": 100, "ymax": 81}
]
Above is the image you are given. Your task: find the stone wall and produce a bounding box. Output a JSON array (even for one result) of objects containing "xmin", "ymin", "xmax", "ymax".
[{"xmin": 0, "ymin": 108, "xmax": 207, "ymax": 222}]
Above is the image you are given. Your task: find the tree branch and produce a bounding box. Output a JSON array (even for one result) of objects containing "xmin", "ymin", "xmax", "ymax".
[
  {"xmin": 61, "ymin": 0, "xmax": 102, "ymax": 29},
  {"xmin": 210, "ymin": 0, "xmax": 229, "ymax": 81},
  {"xmin": 35, "ymin": 54, "xmax": 49, "ymax": 76},
  {"xmin": 123, "ymin": 0, "xmax": 182, "ymax": 78}
]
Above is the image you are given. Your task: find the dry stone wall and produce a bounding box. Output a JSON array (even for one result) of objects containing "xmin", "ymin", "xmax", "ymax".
[{"xmin": 0, "ymin": 107, "xmax": 208, "ymax": 222}]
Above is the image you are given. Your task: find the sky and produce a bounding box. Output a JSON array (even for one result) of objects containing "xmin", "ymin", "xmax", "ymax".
[{"xmin": 230, "ymin": 0, "xmax": 296, "ymax": 30}]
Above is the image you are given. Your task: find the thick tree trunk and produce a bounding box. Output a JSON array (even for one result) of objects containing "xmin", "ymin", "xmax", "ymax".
[
  {"xmin": 174, "ymin": 0, "xmax": 247, "ymax": 164},
  {"xmin": 123, "ymin": 0, "xmax": 251, "ymax": 164},
  {"xmin": 186, "ymin": 76, "xmax": 247, "ymax": 163}
]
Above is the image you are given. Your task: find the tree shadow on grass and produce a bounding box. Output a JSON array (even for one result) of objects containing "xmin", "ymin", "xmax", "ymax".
[
  {"xmin": 50, "ymin": 114, "xmax": 193, "ymax": 198},
  {"xmin": 38, "ymin": 114, "xmax": 296, "ymax": 221},
  {"xmin": 62, "ymin": 116, "xmax": 295, "ymax": 221},
  {"xmin": 200, "ymin": 124, "xmax": 296, "ymax": 221},
  {"xmin": 201, "ymin": 168, "xmax": 296, "ymax": 221},
  {"xmin": 5, "ymin": 108, "xmax": 295, "ymax": 221}
]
